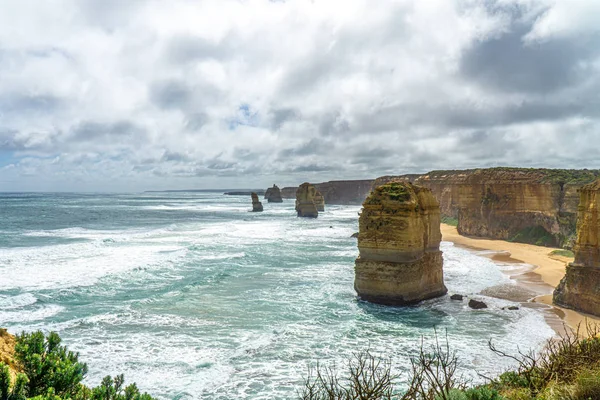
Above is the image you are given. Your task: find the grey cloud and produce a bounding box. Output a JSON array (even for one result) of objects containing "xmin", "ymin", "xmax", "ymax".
[
  {"xmin": 460, "ymin": 23, "xmax": 600, "ymax": 94},
  {"xmin": 150, "ymin": 81, "xmax": 192, "ymax": 110},
  {"xmin": 70, "ymin": 121, "xmax": 146, "ymax": 142},
  {"xmin": 0, "ymin": 94, "xmax": 63, "ymax": 113},
  {"xmin": 164, "ymin": 34, "xmax": 234, "ymax": 64}
]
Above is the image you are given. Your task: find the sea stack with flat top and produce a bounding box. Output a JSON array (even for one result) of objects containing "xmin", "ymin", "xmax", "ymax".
[
  {"xmin": 295, "ymin": 182, "xmax": 319, "ymax": 218},
  {"xmin": 354, "ymin": 181, "xmax": 447, "ymax": 305},
  {"xmin": 251, "ymin": 192, "xmax": 263, "ymax": 212},
  {"xmin": 554, "ymin": 179, "xmax": 600, "ymax": 315},
  {"xmin": 264, "ymin": 184, "xmax": 283, "ymax": 203}
]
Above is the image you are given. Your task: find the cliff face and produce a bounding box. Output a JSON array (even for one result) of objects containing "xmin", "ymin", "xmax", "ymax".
[
  {"xmin": 313, "ymin": 191, "xmax": 325, "ymax": 212},
  {"xmin": 354, "ymin": 182, "xmax": 447, "ymax": 305},
  {"xmin": 0, "ymin": 328, "xmax": 17, "ymax": 376},
  {"xmin": 264, "ymin": 184, "xmax": 283, "ymax": 203},
  {"xmin": 281, "ymin": 180, "xmax": 374, "ymax": 205},
  {"xmin": 295, "ymin": 183, "xmax": 319, "ymax": 218},
  {"xmin": 251, "ymin": 192, "xmax": 263, "ymax": 212},
  {"xmin": 375, "ymin": 168, "xmax": 600, "ymax": 247},
  {"xmin": 554, "ymin": 180, "xmax": 600, "ymax": 315}
]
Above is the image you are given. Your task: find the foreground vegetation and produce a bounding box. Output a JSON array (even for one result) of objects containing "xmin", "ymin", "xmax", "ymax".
[
  {"xmin": 0, "ymin": 331, "xmax": 155, "ymax": 400},
  {"xmin": 299, "ymin": 324, "xmax": 600, "ymax": 400}
]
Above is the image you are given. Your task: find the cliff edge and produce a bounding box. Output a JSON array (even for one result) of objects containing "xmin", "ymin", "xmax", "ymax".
[
  {"xmin": 354, "ymin": 182, "xmax": 447, "ymax": 305},
  {"xmin": 554, "ymin": 179, "xmax": 600, "ymax": 316}
]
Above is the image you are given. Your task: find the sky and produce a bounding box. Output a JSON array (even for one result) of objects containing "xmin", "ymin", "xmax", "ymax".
[{"xmin": 0, "ymin": 0, "xmax": 599, "ymax": 192}]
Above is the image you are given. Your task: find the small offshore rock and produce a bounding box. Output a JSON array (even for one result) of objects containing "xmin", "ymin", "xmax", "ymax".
[
  {"xmin": 251, "ymin": 192, "xmax": 263, "ymax": 212},
  {"xmin": 506, "ymin": 306, "xmax": 519, "ymax": 310},
  {"xmin": 450, "ymin": 294, "xmax": 464, "ymax": 301},
  {"xmin": 351, "ymin": 232, "xmax": 359, "ymax": 238},
  {"xmin": 468, "ymin": 299, "xmax": 488, "ymax": 309}
]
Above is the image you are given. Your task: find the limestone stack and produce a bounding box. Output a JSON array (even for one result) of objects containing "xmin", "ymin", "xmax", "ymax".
[
  {"xmin": 295, "ymin": 182, "xmax": 319, "ymax": 218},
  {"xmin": 313, "ymin": 190, "xmax": 325, "ymax": 212},
  {"xmin": 554, "ymin": 179, "xmax": 600, "ymax": 315},
  {"xmin": 264, "ymin": 184, "xmax": 283, "ymax": 203},
  {"xmin": 251, "ymin": 192, "xmax": 263, "ymax": 212},
  {"xmin": 354, "ymin": 182, "xmax": 447, "ymax": 305}
]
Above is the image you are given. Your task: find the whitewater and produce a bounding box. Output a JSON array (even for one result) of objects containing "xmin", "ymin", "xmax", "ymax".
[{"xmin": 0, "ymin": 192, "xmax": 555, "ymax": 399}]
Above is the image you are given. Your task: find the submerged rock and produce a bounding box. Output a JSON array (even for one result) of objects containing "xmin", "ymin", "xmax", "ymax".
[
  {"xmin": 351, "ymin": 232, "xmax": 359, "ymax": 238},
  {"xmin": 450, "ymin": 294, "xmax": 464, "ymax": 301},
  {"xmin": 468, "ymin": 299, "xmax": 488, "ymax": 309},
  {"xmin": 264, "ymin": 184, "xmax": 283, "ymax": 203},
  {"xmin": 354, "ymin": 181, "xmax": 447, "ymax": 305},
  {"xmin": 314, "ymin": 190, "xmax": 325, "ymax": 212},
  {"xmin": 295, "ymin": 183, "xmax": 319, "ymax": 218},
  {"xmin": 554, "ymin": 179, "xmax": 600, "ymax": 316},
  {"xmin": 251, "ymin": 192, "xmax": 263, "ymax": 212}
]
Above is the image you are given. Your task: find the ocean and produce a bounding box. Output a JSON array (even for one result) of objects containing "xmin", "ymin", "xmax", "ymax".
[{"xmin": 0, "ymin": 192, "xmax": 555, "ymax": 399}]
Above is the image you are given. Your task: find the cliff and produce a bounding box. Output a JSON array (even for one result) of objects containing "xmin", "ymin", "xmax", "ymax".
[
  {"xmin": 0, "ymin": 328, "xmax": 17, "ymax": 377},
  {"xmin": 250, "ymin": 192, "xmax": 263, "ymax": 212},
  {"xmin": 264, "ymin": 184, "xmax": 283, "ymax": 203},
  {"xmin": 554, "ymin": 180, "xmax": 600, "ymax": 315},
  {"xmin": 354, "ymin": 182, "xmax": 447, "ymax": 305},
  {"xmin": 281, "ymin": 179, "xmax": 374, "ymax": 205},
  {"xmin": 295, "ymin": 182, "xmax": 319, "ymax": 218},
  {"xmin": 313, "ymin": 191, "xmax": 325, "ymax": 212},
  {"xmin": 374, "ymin": 168, "xmax": 600, "ymax": 248}
]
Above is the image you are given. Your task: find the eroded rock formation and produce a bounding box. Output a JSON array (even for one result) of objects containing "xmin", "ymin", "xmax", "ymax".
[
  {"xmin": 313, "ymin": 191, "xmax": 325, "ymax": 212},
  {"xmin": 264, "ymin": 184, "xmax": 283, "ymax": 203},
  {"xmin": 251, "ymin": 192, "xmax": 263, "ymax": 212},
  {"xmin": 554, "ymin": 180, "xmax": 600, "ymax": 315},
  {"xmin": 281, "ymin": 180, "xmax": 375, "ymax": 205},
  {"xmin": 375, "ymin": 168, "xmax": 600, "ymax": 248},
  {"xmin": 0, "ymin": 328, "xmax": 17, "ymax": 377},
  {"xmin": 295, "ymin": 182, "xmax": 318, "ymax": 218},
  {"xmin": 354, "ymin": 182, "xmax": 447, "ymax": 305}
]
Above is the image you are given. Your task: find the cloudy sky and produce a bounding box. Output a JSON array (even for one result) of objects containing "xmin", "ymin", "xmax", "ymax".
[{"xmin": 0, "ymin": 0, "xmax": 599, "ymax": 191}]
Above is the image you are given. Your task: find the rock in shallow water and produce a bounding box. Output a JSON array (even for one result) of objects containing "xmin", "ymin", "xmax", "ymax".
[
  {"xmin": 251, "ymin": 192, "xmax": 263, "ymax": 212},
  {"xmin": 354, "ymin": 181, "xmax": 447, "ymax": 305},
  {"xmin": 468, "ymin": 299, "xmax": 488, "ymax": 309},
  {"xmin": 450, "ymin": 294, "xmax": 464, "ymax": 301},
  {"xmin": 295, "ymin": 182, "xmax": 319, "ymax": 218}
]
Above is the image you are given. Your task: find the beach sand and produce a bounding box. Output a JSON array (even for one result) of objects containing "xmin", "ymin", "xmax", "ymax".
[{"xmin": 441, "ymin": 224, "xmax": 600, "ymax": 334}]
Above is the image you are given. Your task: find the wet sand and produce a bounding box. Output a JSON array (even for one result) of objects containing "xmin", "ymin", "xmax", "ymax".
[{"xmin": 441, "ymin": 224, "xmax": 600, "ymax": 334}]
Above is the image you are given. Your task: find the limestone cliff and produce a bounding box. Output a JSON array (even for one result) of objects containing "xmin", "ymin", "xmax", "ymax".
[
  {"xmin": 281, "ymin": 180, "xmax": 374, "ymax": 205},
  {"xmin": 264, "ymin": 184, "xmax": 283, "ymax": 203},
  {"xmin": 354, "ymin": 182, "xmax": 447, "ymax": 305},
  {"xmin": 554, "ymin": 180, "xmax": 600, "ymax": 315},
  {"xmin": 0, "ymin": 328, "xmax": 18, "ymax": 376},
  {"xmin": 313, "ymin": 191, "xmax": 325, "ymax": 212},
  {"xmin": 251, "ymin": 192, "xmax": 263, "ymax": 212},
  {"xmin": 295, "ymin": 183, "xmax": 319, "ymax": 218},
  {"xmin": 375, "ymin": 168, "xmax": 600, "ymax": 248}
]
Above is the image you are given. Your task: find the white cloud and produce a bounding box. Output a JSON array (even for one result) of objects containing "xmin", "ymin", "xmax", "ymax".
[{"xmin": 0, "ymin": 0, "xmax": 599, "ymax": 191}]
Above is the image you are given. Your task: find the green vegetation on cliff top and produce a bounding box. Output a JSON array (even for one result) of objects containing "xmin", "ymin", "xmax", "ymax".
[
  {"xmin": 1, "ymin": 331, "xmax": 155, "ymax": 400},
  {"xmin": 375, "ymin": 182, "xmax": 412, "ymax": 202},
  {"xmin": 422, "ymin": 167, "xmax": 600, "ymax": 185}
]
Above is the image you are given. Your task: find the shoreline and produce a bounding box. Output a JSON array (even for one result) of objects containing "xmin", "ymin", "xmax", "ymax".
[{"xmin": 440, "ymin": 224, "xmax": 599, "ymax": 334}]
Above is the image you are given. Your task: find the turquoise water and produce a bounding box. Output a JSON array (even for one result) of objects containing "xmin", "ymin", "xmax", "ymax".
[{"xmin": 0, "ymin": 192, "xmax": 554, "ymax": 399}]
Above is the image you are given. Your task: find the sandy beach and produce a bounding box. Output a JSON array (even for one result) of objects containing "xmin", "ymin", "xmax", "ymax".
[{"xmin": 441, "ymin": 224, "xmax": 599, "ymax": 334}]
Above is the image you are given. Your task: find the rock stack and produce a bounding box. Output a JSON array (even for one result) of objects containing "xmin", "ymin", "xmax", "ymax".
[
  {"xmin": 264, "ymin": 184, "xmax": 283, "ymax": 203},
  {"xmin": 313, "ymin": 190, "xmax": 325, "ymax": 212},
  {"xmin": 354, "ymin": 181, "xmax": 447, "ymax": 305},
  {"xmin": 295, "ymin": 182, "xmax": 319, "ymax": 218},
  {"xmin": 251, "ymin": 192, "xmax": 263, "ymax": 212},
  {"xmin": 554, "ymin": 179, "xmax": 600, "ymax": 315}
]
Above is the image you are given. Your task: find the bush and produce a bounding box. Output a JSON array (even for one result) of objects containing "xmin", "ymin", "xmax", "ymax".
[{"xmin": 1, "ymin": 331, "xmax": 155, "ymax": 400}]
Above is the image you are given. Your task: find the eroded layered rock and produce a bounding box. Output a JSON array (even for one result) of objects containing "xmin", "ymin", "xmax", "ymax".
[
  {"xmin": 264, "ymin": 184, "xmax": 283, "ymax": 203},
  {"xmin": 554, "ymin": 180, "xmax": 600, "ymax": 315},
  {"xmin": 354, "ymin": 182, "xmax": 447, "ymax": 305},
  {"xmin": 295, "ymin": 182, "xmax": 318, "ymax": 218},
  {"xmin": 0, "ymin": 328, "xmax": 17, "ymax": 377},
  {"xmin": 251, "ymin": 192, "xmax": 263, "ymax": 212},
  {"xmin": 375, "ymin": 168, "xmax": 600, "ymax": 248},
  {"xmin": 313, "ymin": 191, "xmax": 325, "ymax": 212}
]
